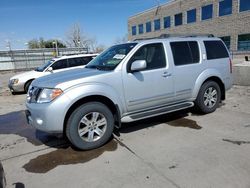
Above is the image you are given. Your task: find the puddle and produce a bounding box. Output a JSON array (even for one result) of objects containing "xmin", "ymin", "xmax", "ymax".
[
  {"xmin": 0, "ymin": 111, "xmax": 65, "ymax": 147},
  {"xmin": 23, "ymin": 139, "xmax": 118, "ymax": 173},
  {"xmin": 222, "ymin": 139, "xmax": 250, "ymax": 145},
  {"xmin": 167, "ymin": 118, "xmax": 202, "ymax": 129}
]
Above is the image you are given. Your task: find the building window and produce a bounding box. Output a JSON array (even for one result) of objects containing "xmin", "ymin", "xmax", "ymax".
[
  {"xmin": 187, "ymin": 9, "xmax": 196, "ymax": 23},
  {"xmin": 175, "ymin": 13, "xmax": 183, "ymax": 26},
  {"xmin": 132, "ymin": 26, "xmax": 136, "ymax": 36},
  {"xmin": 146, "ymin": 22, "xmax": 151, "ymax": 32},
  {"xmin": 238, "ymin": 34, "xmax": 250, "ymax": 51},
  {"xmin": 154, "ymin": 19, "xmax": 161, "ymax": 31},
  {"xmin": 201, "ymin": 4, "xmax": 213, "ymax": 20},
  {"xmin": 164, "ymin": 16, "xmax": 171, "ymax": 28},
  {"xmin": 219, "ymin": 0, "xmax": 232, "ymax": 16},
  {"xmin": 220, "ymin": 36, "xmax": 231, "ymax": 50},
  {"xmin": 138, "ymin": 24, "xmax": 143, "ymax": 34},
  {"xmin": 239, "ymin": 0, "xmax": 250, "ymax": 12}
]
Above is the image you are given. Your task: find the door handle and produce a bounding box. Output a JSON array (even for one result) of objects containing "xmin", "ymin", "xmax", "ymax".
[{"xmin": 162, "ymin": 72, "xmax": 172, "ymax": 77}]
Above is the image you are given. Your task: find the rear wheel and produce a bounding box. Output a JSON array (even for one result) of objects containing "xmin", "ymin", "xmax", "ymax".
[
  {"xmin": 66, "ymin": 102, "xmax": 114, "ymax": 150},
  {"xmin": 195, "ymin": 81, "xmax": 221, "ymax": 114}
]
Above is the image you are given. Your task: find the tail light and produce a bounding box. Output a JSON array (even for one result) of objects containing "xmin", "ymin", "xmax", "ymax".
[{"xmin": 229, "ymin": 59, "xmax": 232, "ymax": 74}]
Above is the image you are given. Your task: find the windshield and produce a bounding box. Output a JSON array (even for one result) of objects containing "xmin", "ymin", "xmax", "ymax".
[
  {"xmin": 35, "ymin": 60, "xmax": 55, "ymax": 72},
  {"xmin": 86, "ymin": 43, "xmax": 137, "ymax": 70}
]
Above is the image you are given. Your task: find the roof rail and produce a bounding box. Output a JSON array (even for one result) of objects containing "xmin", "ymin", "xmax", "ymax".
[{"xmin": 133, "ymin": 33, "xmax": 214, "ymax": 41}]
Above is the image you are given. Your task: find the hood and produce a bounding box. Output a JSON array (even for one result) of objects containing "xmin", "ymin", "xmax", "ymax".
[
  {"xmin": 32, "ymin": 67, "xmax": 110, "ymax": 90},
  {"xmin": 10, "ymin": 70, "xmax": 40, "ymax": 80}
]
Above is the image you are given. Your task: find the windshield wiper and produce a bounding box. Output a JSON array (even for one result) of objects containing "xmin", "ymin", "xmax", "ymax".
[{"xmin": 85, "ymin": 65, "xmax": 113, "ymax": 71}]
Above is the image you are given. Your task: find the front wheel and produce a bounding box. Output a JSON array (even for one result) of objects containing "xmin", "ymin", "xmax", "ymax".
[
  {"xmin": 195, "ymin": 81, "xmax": 221, "ymax": 114},
  {"xmin": 66, "ymin": 102, "xmax": 114, "ymax": 150}
]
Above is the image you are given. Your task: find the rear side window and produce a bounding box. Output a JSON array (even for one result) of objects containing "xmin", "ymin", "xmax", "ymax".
[
  {"xmin": 170, "ymin": 41, "xmax": 200, "ymax": 66},
  {"xmin": 68, "ymin": 58, "xmax": 83, "ymax": 67},
  {"xmin": 204, "ymin": 40, "xmax": 229, "ymax": 60},
  {"xmin": 51, "ymin": 59, "xmax": 68, "ymax": 70},
  {"xmin": 82, "ymin": 56, "xmax": 94, "ymax": 64}
]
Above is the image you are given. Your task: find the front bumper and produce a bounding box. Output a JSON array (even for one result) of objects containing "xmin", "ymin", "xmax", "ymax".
[
  {"xmin": 8, "ymin": 82, "xmax": 25, "ymax": 92},
  {"xmin": 25, "ymin": 93, "xmax": 72, "ymax": 133}
]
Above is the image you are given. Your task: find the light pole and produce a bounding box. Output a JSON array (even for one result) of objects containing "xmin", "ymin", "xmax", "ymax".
[{"xmin": 53, "ymin": 40, "xmax": 58, "ymax": 57}]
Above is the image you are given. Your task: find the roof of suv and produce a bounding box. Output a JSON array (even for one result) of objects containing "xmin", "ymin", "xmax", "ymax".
[
  {"xmin": 52, "ymin": 53, "xmax": 99, "ymax": 61},
  {"xmin": 131, "ymin": 35, "xmax": 221, "ymax": 45}
]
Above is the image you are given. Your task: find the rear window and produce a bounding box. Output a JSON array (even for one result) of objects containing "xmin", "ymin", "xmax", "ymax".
[
  {"xmin": 170, "ymin": 41, "xmax": 200, "ymax": 66},
  {"xmin": 204, "ymin": 40, "xmax": 229, "ymax": 60}
]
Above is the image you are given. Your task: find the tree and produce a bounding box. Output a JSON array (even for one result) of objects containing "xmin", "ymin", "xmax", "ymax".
[
  {"xmin": 66, "ymin": 23, "xmax": 90, "ymax": 48},
  {"xmin": 27, "ymin": 38, "xmax": 66, "ymax": 49},
  {"xmin": 113, "ymin": 34, "xmax": 128, "ymax": 44}
]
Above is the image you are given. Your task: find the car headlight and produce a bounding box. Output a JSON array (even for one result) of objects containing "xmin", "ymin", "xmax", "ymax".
[
  {"xmin": 11, "ymin": 79, "xmax": 19, "ymax": 85},
  {"xmin": 37, "ymin": 88, "xmax": 63, "ymax": 103}
]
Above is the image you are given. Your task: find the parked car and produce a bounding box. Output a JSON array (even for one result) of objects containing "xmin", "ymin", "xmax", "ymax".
[
  {"xmin": 26, "ymin": 35, "xmax": 232, "ymax": 150},
  {"xmin": 8, "ymin": 53, "xmax": 98, "ymax": 94},
  {"xmin": 0, "ymin": 162, "xmax": 6, "ymax": 188}
]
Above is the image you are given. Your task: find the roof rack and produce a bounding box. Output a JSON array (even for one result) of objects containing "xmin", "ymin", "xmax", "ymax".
[{"xmin": 133, "ymin": 33, "xmax": 214, "ymax": 41}]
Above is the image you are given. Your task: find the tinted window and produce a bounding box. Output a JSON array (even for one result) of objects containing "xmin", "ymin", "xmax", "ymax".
[
  {"xmin": 187, "ymin": 9, "xmax": 196, "ymax": 23},
  {"xmin": 146, "ymin": 22, "xmax": 151, "ymax": 32},
  {"xmin": 219, "ymin": 0, "xmax": 232, "ymax": 16},
  {"xmin": 204, "ymin": 41, "xmax": 229, "ymax": 59},
  {"xmin": 154, "ymin": 19, "xmax": 161, "ymax": 31},
  {"xmin": 170, "ymin": 41, "xmax": 200, "ymax": 66},
  {"xmin": 164, "ymin": 16, "xmax": 171, "ymax": 28},
  {"xmin": 175, "ymin": 13, "xmax": 183, "ymax": 26},
  {"xmin": 238, "ymin": 34, "xmax": 250, "ymax": 51},
  {"xmin": 138, "ymin": 24, "xmax": 143, "ymax": 34},
  {"xmin": 240, "ymin": 0, "xmax": 250, "ymax": 12},
  {"xmin": 51, "ymin": 59, "xmax": 68, "ymax": 70},
  {"xmin": 82, "ymin": 56, "xmax": 94, "ymax": 64},
  {"xmin": 132, "ymin": 26, "xmax": 136, "ymax": 36},
  {"xmin": 68, "ymin": 57, "xmax": 93, "ymax": 67},
  {"xmin": 202, "ymin": 4, "xmax": 213, "ymax": 20},
  {"xmin": 128, "ymin": 43, "xmax": 166, "ymax": 71}
]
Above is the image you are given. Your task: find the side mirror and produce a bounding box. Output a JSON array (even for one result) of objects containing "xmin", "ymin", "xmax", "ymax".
[
  {"xmin": 47, "ymin": 67, "xmax": 53, "ymax": 73},
  {"xmin": 130, "ymin": 60, "xmax": 147, "ymax": 72}
]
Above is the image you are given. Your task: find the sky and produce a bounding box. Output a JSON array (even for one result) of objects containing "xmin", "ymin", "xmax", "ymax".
[{"xmin": 0, "ymin": 0, "xmax": 168, "ymax": 50}]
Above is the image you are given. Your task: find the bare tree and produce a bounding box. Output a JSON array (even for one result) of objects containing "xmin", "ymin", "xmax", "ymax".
[
  {"xmin": 113, "ymin": 34, "xmax": 128, "ymax": 44},
  {"xmin": 65, "ymin": 23, "xmax": 89, "ymax": 48}
]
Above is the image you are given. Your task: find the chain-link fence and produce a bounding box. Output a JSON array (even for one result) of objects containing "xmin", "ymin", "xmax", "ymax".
[{"xmin": 0, "ymin": 47, "xmax": 88, "ymax": 71}]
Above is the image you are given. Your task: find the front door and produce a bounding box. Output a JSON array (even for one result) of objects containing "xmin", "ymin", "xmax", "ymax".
[{"xmin": 122, "ymin": 43, "xmax": 175, "ymax": 112}]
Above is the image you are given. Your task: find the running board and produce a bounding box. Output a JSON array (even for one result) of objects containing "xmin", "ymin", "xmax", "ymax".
[{"xmin": 121, "ymin": 102, "xmax": 194, "ymax": 123}]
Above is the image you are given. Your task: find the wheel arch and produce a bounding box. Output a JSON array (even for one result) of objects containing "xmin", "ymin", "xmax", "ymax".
[
  {"xmin": 24, "ymin": 79, "xmax": 35, "ymax": 91},
  {"xmin": 63, "ymin": 95, "xmax": 121, "ymax": 135}
]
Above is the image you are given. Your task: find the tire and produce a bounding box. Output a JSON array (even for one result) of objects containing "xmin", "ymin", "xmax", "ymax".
[
  {"xmin": 24, "ymin": 80, "xmax": 33, "ymax": 93},
  {"xmin": 195, "ymin": 81, "xmax": 221, "ymax": 114},
  {"xmin": 66, "ymin": 102, "xmax": 114, "ymax": 150}
]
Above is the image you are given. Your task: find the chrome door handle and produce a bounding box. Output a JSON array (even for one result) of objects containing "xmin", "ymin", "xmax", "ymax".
[{"xmin": 162, "ymin": 72, "xmax": 172, "ymax": 77}]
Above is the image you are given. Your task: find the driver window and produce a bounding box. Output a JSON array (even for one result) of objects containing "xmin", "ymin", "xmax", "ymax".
[{"xmin": 128, "ymin": 43, "xmax": 166, "ymax": 71}]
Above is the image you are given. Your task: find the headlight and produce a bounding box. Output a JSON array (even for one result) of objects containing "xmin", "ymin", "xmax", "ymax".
[
  {"xmin": 11, "ymin": 79, "xmax": 19, "ymax": 85},
  {"xmin": 37, "ymin": 88, "xmax": 63, "ymax": 103}
]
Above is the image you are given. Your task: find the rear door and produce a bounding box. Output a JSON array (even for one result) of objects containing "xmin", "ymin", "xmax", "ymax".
[{"xmin": 169, "ymin": 40, "xmax": 202, "ymax": 101}]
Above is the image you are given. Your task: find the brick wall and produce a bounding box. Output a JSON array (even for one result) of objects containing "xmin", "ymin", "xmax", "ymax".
[{"xmin": 128, "ymin": 0, "xmax": 250, "ymax": 51}]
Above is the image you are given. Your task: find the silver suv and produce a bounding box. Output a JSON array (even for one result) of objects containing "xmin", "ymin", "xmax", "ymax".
[{"xmin": 26, "ymin": 36, "xmax": 233, "ymax": 150}]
